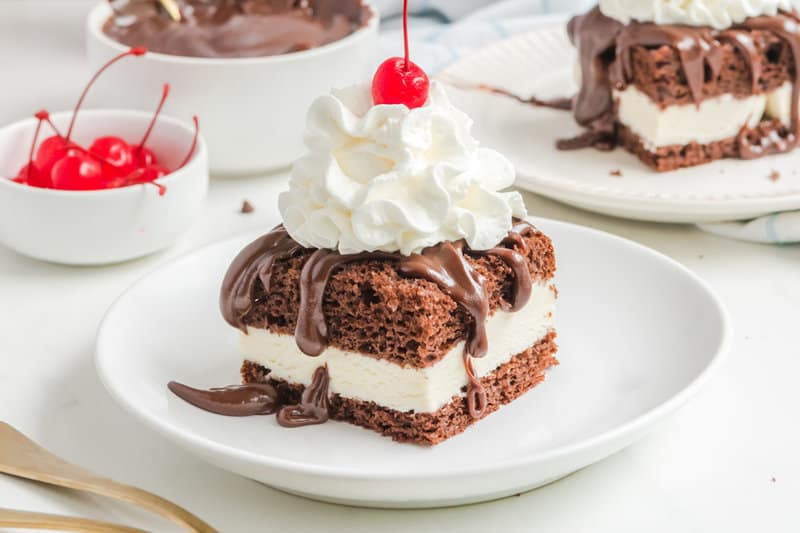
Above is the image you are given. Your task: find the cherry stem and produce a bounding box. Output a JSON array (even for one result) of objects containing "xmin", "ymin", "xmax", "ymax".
[
  {"xmin": 148, "ymin": 181, "xmax": 167, "ymax": 196},
  {"xmin": 39, "ymin": 113, "xmax": 114, "ymax": 167},
  {"xmin": 402, "ymin": 0, "xmax": 410, "ymax": 72},
  {"xmin": 79, "ymin": 145, "xmax": 116, "ymax": 167},
  {"xmin": 65, "ymin": 46, "xmax": 147, "ymax": 143},
  {"xmin": 178, "ymin": 116, "xmax": 200, "ymax": 169},
  {"xmin": 121, "ymin": 167, "xmax": 168, "ymax": 196},
  {"xmin": 26, "ymin": 111, "xmax": 49, "ymax": 180},
  {"xmin": 43, "ymin": 117, "xmax": 65, "ymax": 139},
  {"xmin": 136, "ymin": 83, "xmax": 170, "ymax": 155}
]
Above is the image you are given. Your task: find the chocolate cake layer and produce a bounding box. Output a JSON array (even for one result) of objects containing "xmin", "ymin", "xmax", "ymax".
[
  {"xmin": 242, "ymin": 331, "xmax": 559, "ymax": 445},
  {"xmin": 627, "ymin": 31, "xmax": 793, "ymax": 108},
  {"xmin": 618, "ymin": 119, "xmax": 793, "ymax": 171},
  {"xmin": 240, "ymin": 230, "xmax": 556, "ymax": 368}
]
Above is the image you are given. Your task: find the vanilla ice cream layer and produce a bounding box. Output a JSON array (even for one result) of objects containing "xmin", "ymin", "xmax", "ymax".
[
  {"xmin": 239, "ymin": 283, "xmax": 556, "ymax": 414},
  {"xmin": 616, "ymin": 83, "xmax": 794, "ymax": 150}
]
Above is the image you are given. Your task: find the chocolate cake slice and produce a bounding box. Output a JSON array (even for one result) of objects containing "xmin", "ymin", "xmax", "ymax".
[
  {"xmin": 566, "ymin": 3, "xmax": 800, "ymax": 171},
  {"xmin": 222, "ymin": 220, "xmax": 558, "ymax": 445},
  {"xmin": 173, "ymin": 72, "xmax": 561, "ymax": 445}
]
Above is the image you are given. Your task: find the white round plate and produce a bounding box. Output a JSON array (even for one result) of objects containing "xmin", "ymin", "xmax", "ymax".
[
  {"xmin": 440, "ymin": 22, "xmax": 800, "ymax": 223},
  {"xmin": 96, "ymin": 216, "xmax": 731, "ymax": 509}
]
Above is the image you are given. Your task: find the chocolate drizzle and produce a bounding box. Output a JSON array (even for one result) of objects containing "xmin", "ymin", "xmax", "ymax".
[
  {"xmin": 395, "ymin": 241, "xmax": 489, "ymax": 359},
  {"xmin": 717, "ymin": 30, "xmax": 761, "ymax": 93},
  {"xmin": 168, "ymin": 367, "xmax": 331, "ymax": 428},
  {"xmin": 220, "ymin": 220, "xmax": 538, "ymax": 419},
  {"xmin": 569, "ymin": 9, "xmax": 623, "ymax": 129},
  {"xmin": 613, "ymin": 24, "xmax": 724, "ymax": 106},
  {"xmin": 167, "ymin": 381, "xmax": 279, "ymax": 416},
  {"xmin": 735, "ymin": 14, "xmax": 800, "ymax": 158},
  {"xmin": 103, "ymin": 0, "xmax": 371, "ymax": 58},
  {"xmin": 567, "ymin": 7, "xmax": 800, "ymax": 157},
  {"xmin": 276, "ymin": 366, "xmax": 331, "ymax": 427},
  {"xmin": 220, "ymin": 229, "xmax": 302, "ymax": 334},
  {"xmin": 294, "ymin": 249, "xmax": 379, "ymax": 357}
]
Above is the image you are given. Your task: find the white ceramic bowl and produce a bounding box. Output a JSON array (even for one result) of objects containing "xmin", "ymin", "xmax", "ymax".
[
  {"xmin": 86, "ymin": 2, "xmax": 379, "ymax": 175},
  {"xmin": 0, "ymin": 109, "xmax": 208, "ymax": 265}
]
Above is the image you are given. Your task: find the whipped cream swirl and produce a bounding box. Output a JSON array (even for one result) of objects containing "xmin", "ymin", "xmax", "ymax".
[
  {"xmin": 600, "ymin": 0, "xmax": 797, "ymax": 29},
  {"xmin": 279, "ymin": 82, "xmax": 526, "ymax": 256}
]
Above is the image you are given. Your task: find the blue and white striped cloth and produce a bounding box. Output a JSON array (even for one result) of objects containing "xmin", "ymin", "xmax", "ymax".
[
  {"xmin": 698, "ymin": 214, "xmax": 800, "ymax": 243},
  {"xmin": 374, "ymin": 0, "xmax": 799, "ymax": 244}
]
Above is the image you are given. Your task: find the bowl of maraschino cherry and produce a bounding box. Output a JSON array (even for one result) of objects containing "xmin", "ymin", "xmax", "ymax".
[{"xmin": 0, "ymin": 47, "xmax": 208, "ymax": 265}]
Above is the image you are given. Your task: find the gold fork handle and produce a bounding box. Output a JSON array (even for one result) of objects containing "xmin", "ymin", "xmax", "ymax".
[
  {"xmin": 0, "ymin": 423, "xmax": 217, "ymax": 533},
  {"xmin": 0, "ymin": 508, "xmax": 148, "ymax": 533}
]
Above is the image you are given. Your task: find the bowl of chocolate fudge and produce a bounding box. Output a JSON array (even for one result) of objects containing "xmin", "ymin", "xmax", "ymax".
[{"xmin": 88, "ymin": 0, "xmax": 378, "ymax": 174}]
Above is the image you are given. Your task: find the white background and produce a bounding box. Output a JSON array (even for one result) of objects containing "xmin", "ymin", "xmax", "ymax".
[{"xmin": 1, "ymin": 1, "xmax": 799, "ymax": 531}]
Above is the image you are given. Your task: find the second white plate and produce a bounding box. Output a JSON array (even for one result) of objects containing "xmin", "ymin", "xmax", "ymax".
[
  {"xmin": 441, "ymin": 23, "xmax": 800, "ymax": 223},
  {"xmin": 96, "ymin": 216, "xmax": 730, "ymax": 508}
]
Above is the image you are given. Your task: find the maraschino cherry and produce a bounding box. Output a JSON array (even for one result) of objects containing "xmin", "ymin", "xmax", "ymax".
[
  {"xmin": 9, "ymin": 46, "xmax": 199, "ymax": 196},
  {"xmin": 371, "ymin": 0, "xmax": 430, "ymax": 109}
]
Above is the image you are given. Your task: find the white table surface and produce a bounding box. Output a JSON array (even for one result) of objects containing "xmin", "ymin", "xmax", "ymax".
[{"xmin": 1, "ymin": 2, "xmax": 799, "ymax": 532}]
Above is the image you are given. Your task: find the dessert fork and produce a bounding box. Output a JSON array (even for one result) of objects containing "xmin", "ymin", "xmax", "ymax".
[{"xmin": 0, "ymin": 422, "xmax": 217, "ymax": 533}]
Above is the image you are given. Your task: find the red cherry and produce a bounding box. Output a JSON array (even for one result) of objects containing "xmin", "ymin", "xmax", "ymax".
[
  {"xmin": 26, "ymin": 164, "xmax": 54, "ymax": 189},
  {"xmin": 12, "ymin": 111, "xmax": 51, "ymax": 187},
  {"xmin": 13, "ymin": 164, "xmax": 32, "ymax": 185},
  {"xmin": 90, "ymin": 136, "xmax": 133, "ymax": 170},
  {"xmin": 371, "ymin": 0, "xmax": 430, "ymax": 109},
  {"xmin": 35, "ymin": 135, "xmax": 73, "ymax": 178},
  {"xmin": 11, "ymin": 49, "xmax": 148, "ymax": 191},
  {"xmin": 8, "ymin": 47, "xmax": 195, "ymax": 196},
  {"xmin": 51, "ymin": 153, "xmax": 106, "ymax": 190},
  {"xmin": 131, "ymin": 145, "xmax": 158, "ymax": 167},
  {"xmin": 372, "ymin": 58, "xmax": 430, "ymax": 109}
]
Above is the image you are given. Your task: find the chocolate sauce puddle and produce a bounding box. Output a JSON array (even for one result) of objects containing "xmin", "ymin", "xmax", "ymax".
[
  {"xmin": 168, "ymin": 367, "xmax": 331, "ymax": 428},
  {"xmin": 167, "ymin": 381, "xmax": 280, "ymax": 416},
  {"xmin": 565, "ymin": 8, "xmax": 800, "ymax": 156},
  {"xmin": 104, "ymin": 0, "xmax": 372, "ymax": 59},
  {"xmin": 220, "ymin": 220, "xmax": 538, "ymax": 420}
]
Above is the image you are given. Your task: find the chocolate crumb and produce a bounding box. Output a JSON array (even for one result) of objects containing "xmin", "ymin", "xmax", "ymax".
[
  {"xmin": 771, "ymin": 477, "xmax": 777, "ymax": 483},
  {"xmin": 241, "ymin": 200, "xmax": 255, "ymax": 214},
  {"xmin": 769, "ymin": 170, "xmax": 781, "ymax": 182},
  {"xmin": 610, "ymin": 169, "xmax": 622, "ymax": 177},
  {"xmin": 698, "ymin": 254, "xmax": 705, "ymax": 260}
]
